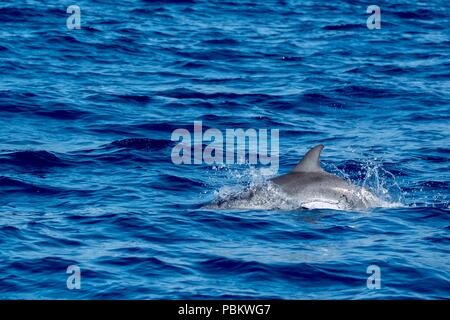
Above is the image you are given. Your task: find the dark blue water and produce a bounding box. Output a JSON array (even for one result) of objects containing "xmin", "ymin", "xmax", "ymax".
[{"xmin": 0, "ymin": 0, "xmax": 449, "ymax": 299}]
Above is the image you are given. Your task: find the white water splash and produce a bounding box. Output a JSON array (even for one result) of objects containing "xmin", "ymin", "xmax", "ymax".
[{"xmin": 358, "ymin": 159, "xmax": 404, "ymax": 207}]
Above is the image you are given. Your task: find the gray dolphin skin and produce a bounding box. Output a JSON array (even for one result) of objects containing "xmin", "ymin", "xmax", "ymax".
[
  {"xmin": 269, "ymin": 144, "xmax": 380, "ymax": 210},
  {"xmin": 206, "ymin": 145, "xmax": 383, "ymax": 211}
]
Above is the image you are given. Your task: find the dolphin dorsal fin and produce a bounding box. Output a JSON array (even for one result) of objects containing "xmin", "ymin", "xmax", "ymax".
[{"xmin": 292, "ymin": 144, "xmax": 324, "ymax": 173}]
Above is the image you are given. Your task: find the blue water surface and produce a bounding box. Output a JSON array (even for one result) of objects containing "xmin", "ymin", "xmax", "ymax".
[{"xmin": 0, "ymin": 0, "xmax": 449, "ymax": 299}]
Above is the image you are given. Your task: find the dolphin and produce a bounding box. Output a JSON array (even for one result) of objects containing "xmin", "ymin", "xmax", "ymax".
[{"xmin": 205, "ymin": 145, "xmax": 383, "ymax": 211}]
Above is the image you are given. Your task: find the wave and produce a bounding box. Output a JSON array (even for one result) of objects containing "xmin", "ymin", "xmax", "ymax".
[
  {"xmin": 0, "ymin": 176, "xmax": 60, "ymax": 195},
  {"xmin": 322, "ymin": 24, "xmax": 362, "ymax": 31},
  {"xmin": 108, "ymin": 138, "xmax": 169, "ymax": 151},
  {"xmin": 0, "ymin": 150, "xmax": 67, "ymax": 168},
  {"xmin": 198, "ymin": 256, "xmax": 363, "ymax": 285}
]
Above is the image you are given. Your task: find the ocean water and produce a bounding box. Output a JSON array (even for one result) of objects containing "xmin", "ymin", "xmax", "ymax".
[{"xmin": 0, "ymin": 0, "xmax": 449, "ymax": 299}]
